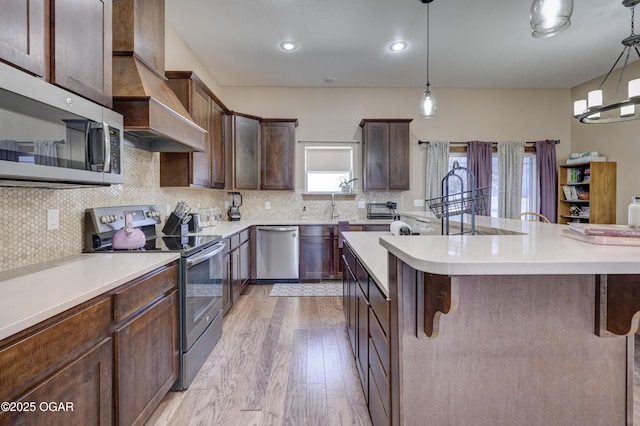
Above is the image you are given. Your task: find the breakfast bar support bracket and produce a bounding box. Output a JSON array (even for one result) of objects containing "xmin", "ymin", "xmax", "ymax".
[
  {"xmin": 597, "ymin": 274, "xmax": 640, "ymax": 337},
  {"xmin": 420, "ymin": 273, "xmax": 459, "ymax": 338}
]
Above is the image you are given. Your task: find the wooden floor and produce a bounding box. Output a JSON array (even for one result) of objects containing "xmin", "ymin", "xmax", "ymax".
[{"xmin": 145, "ymin": 284, "xmax": 372, "ymax": 426}]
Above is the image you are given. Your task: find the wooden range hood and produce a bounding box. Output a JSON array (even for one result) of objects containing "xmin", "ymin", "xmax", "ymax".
[{"xmin": 112, "ymin": 0, "xmax": 206, "ymax": 152}]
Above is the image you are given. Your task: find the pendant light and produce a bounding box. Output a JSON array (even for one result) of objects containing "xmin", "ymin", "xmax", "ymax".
[
  {"xmin": 419, "ymin": 0, "xmax": 436, "ymax": 118},
  {"xmin": 529, "ymin": 0, "xmax": 574, "ymax": 39},
  {"xmin": 573, "ymin": 0, "xmax": 640, "ymax": 124}
]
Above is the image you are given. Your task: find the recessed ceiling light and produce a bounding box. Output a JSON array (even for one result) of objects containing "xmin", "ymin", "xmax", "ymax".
[
  {"xmin": 324, "ymin": 77, "xmax": 337, "ymax": 83},
  {"xmin": 389, "ymin": 41, "xmax": 408, "ymax": 52},
  {"xmin": 280, "ymin": 41, "xmax": 298, "ymax": 51}
]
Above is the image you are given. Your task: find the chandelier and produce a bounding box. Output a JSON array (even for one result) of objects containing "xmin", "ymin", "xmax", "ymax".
[
  {"xmin": 419, "ymin": 0, "xmax": 436, "ymax": 118},
  {"xmin": 573, "ymin": 0, "xmax": 640, "ymax": 124}
]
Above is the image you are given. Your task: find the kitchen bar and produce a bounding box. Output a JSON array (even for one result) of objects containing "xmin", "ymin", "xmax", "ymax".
[{"xmin": 342, "ymin": 212, "xmax": 640, "ymax": 425}]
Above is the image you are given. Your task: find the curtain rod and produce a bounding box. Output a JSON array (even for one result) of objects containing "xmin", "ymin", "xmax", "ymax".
[{"xmin": 418, "ymin": 140, "xmax": 560, "ymax": 145}]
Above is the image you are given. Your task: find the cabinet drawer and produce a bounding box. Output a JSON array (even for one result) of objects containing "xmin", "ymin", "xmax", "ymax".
[
  {"xmin": 344, "ymin": 244, "xmax": 356, "ymax": 273},
  {"xmin": 368, "ymin": 366, "xmax": 390, "ymax": 426},
  {"xmin": 113, "ymin": 263, "xmax": 178, "ymax": 323},
  {"xmin": 0, "ymin": 297, "xmax": 112, "ymax": 401},
  {"xmin": 365, "ymin": 224, "xmax": 390, "ymax": 232},
  {"xmin": 369, "ymin": 277, "xmax": 389, "ymax": 335},
  {"xmin": 369, "ymin": 310, "xmax": 389, "ymax": 375},
  {"xmin": 348, "ymin": 225, "xmax": 364, "ymax": 232},
  {"xmin": 300, "ymin": 225, "xmax": 334, "ymax": 237},
  {"xmin": 239, "ymin": 228, "xmax": 250, "ymax": 243},
  {"xmin": 369, "ymin": 337, "xmax": 390, "ymax": 418}
]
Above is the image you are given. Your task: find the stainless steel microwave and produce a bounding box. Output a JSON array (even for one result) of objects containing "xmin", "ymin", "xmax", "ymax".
[{"xmin": 0, "ymin": 62, "xmax": 123, "ymax": 187}]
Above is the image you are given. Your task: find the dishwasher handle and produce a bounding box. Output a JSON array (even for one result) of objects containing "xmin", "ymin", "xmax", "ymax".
[{"xmin": 257, "ymin": 226, "xmax": 298, "ymax": 232}]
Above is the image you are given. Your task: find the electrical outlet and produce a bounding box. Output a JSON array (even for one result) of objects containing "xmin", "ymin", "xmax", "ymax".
[
  {"xmin": 358, "ymin": 201, "xmax": 366, "ymax": 209},
  {"xmin": 414, "ymin": 199, "xmax": 425, "ymax": 207},
  {"xmin": 47, "ymin": 209, "xmax": 59, "ymax": 230},
  {"xmin": 265, "ymin": 201, "xmax": 271, "ymax": 209}
]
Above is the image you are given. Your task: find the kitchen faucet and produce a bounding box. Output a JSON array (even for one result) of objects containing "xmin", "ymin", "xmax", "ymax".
[{"xmin": 331, "ymin": 193, "xmax": 339, "ymax": 219}]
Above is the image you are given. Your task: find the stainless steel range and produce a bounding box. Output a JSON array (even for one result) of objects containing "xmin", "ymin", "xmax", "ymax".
[{"xmin": 84, "ymin": 205, "xmax": 224, "ymax": 390}]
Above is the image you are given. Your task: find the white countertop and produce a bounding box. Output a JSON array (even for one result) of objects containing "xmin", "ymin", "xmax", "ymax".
[
  {"xmin": 0, "ymin": 253, "xmax": 179, "ymax": 341},
  {"xmin": 382, "ymin": 211, "xmax": 640, "ymax": 276},
  {"xmin": 341, "ymin": 232, "xmax": 390, "ymax": 298}
]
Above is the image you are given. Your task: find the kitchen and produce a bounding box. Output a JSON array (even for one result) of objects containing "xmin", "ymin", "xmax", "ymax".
[{"xmin": 1, "ymin": 0, "xmax": 640, "ymax": 425}]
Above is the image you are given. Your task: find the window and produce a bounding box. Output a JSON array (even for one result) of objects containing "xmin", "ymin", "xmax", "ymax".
[
  {"xmin": 304, "ymin": 146, "xmax": 354, "ymax": 193},
  {"xmin": 448, "ymin": 152, "xmax": 537, "ymax": 217}
]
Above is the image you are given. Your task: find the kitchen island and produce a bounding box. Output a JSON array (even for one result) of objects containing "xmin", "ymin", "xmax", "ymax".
[{"xmin": 343, "ymin": 213, "xmax": 640, "ymax": 426}]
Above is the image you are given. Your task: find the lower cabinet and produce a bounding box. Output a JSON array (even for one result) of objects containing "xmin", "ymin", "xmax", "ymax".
[
  {"xmin": 300, "ymin": 225, "xmax": 338, "ymax": 281},
  {"xmin": 343, "ymin": 242, "xmax": 391, "ymax": 426},
  {"xmin": 226, "ymin": 229, "xmax": 252, "ymax": 308},
  {"xmin": 0, "ymin": 261, "xmax": 179, "ymax": 426}
]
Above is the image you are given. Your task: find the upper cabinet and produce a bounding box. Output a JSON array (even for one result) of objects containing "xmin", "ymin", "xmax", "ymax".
[
  {"xmin": 232, "ymin": 115, "xmax": 297, "ymax": 191},
  {"xmin": 233, "ymin": 114, "xmax": 261, "ymax": 190},
  {"xmin": 261, "ymin": 119, "xmax": 297, "ymax": 190},
  {"xmin": 162, "ymin": 71, "xmax": 230, "ymax": 189},
  {"xmin": 360, "ymin": 119, "xmax": 412, "ymax": 191},
  {"xmin": 52, "ymin": 0, "xmax": 113, "ymax": 107},
  {"xmin": 0, "ymin": 0, "xmax": 47, "ymax": 77},
  {"xmin": 0, "ymin": 0, "xmax": 113, "ymax": 107}
]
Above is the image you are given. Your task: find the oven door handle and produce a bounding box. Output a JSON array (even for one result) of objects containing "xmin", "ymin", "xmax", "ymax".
[{"xmin": 186, "ymin": 242, "xmax": 226, "ymax": 268}]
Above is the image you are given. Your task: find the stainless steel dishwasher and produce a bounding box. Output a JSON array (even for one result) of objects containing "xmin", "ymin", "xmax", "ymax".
[{"xmin": 256, "ymin": 226, "xmax": 300, "ymax": 282}]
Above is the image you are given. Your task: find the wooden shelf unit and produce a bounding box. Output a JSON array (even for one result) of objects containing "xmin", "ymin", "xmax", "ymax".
[{"xmin": 557, "ymin": 162, "xmax": 616, "ymax": 225}]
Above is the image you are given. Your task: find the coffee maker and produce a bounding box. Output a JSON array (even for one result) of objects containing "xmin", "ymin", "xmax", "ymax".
[{"xmin": 227, "ymin": 192, "xmax": 242, "ymax": 221}]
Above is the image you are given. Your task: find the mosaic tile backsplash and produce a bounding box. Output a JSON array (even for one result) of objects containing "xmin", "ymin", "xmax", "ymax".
[{"xmin": 0, "ymin": 146, "xmax": 400, "ymax": 271}]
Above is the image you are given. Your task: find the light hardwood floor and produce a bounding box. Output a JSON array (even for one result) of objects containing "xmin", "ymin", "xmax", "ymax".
[{"xmin": 145, "ymin": 285, "xmax": 372, "ymax": 426}]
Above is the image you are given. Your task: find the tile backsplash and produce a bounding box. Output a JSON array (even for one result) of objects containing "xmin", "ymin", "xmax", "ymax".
[{"xmin": 0, "ymin": 146, "xmax": 401, "ymax": 271}]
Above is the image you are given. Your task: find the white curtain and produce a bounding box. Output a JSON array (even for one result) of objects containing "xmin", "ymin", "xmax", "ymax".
[
  {"xmin": 497, "ymin": 141, "xmax": 525, "ymax": 218},
  {"xmin": 425, "ymin": 141, "xmax": 450, "ymax": 203}
]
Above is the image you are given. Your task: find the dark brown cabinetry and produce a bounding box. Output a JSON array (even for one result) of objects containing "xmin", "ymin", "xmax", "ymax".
[
  {"xmin": 232, "ymin": 115, "xmax": 297, "ymax": 190},
  {"xmin": 163, "ymin": 71, "xmax": 230, "ymax": 188},
  {"xmin": 113, "ymin": 264, "xmax": 179, "ymax": 426},
  {"xmin": 261, "ymin": 119, "xmax": 297, "ymax": 190},
  {"xmin": 0, "ymin": 261, "xmax": 178, "ymax": 426},
  {"xmin": 0, "ymin": 0, "xmax": 47, "ymax": 77},
  {"xmin": 299, "ymin": 225, "xmax": 339, "ymax": 281},
  {"xmin": 0, "ymin": 0, "xmax": 112, "ymax": 106},
  {"xmin": 360, "ymin": 119, "xmax": 412, "ymax": 191},
  {"xmin": 343, "ymin": 242, "xmax": 391, "ymax": 426},
  {"xmin": 226, "ymin": 228, "xmax": 252, "ymax": 307},
  {"xmin": 52, "ymin": 0, "xmax": 112, "ymax": 107}
]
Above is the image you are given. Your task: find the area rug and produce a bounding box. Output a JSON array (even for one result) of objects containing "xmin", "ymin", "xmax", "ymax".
[{"xmin": 269, "ymin": 283, "xmax": 342, "ymax": 297}]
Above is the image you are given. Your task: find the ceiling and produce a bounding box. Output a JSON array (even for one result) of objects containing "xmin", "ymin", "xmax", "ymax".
[{"xmin": 165, "ymin": 0, "xmax": 637, "ymax": 89}]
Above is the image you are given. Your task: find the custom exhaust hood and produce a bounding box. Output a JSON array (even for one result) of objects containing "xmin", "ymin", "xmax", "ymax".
[{"xmin": 111, "ymin": 0, "xmax": 206, "ymax": 152}]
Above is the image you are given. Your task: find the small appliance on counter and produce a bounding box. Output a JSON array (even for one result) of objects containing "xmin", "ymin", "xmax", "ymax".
[
  {"xmin": 366, "ymin": 202, "xmax": 397, "ymax": 219},
  {"xmin": 227, "ymin": 192, "xmax": 242, "ymax": 221}
]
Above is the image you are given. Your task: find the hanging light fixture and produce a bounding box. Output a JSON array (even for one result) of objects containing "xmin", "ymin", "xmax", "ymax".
[
  {"xmin": 419, "ymin": 0, "xmax": 436, "ymax": 118},
  {"xmin": 574, "ymin": 0, "xmax": 640, "ymax": 124},
  {"xmin": 529, "ymin": 0, "xmax": 574, "ymax": 39}
]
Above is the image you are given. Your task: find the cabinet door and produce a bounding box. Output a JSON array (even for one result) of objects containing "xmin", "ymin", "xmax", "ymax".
[
  {"xmin": 1, "ymin": 338, "xmax": 112, "ymax": 426},
  {"xmin": 299, "ymin": 236, "xmax": 335, "ymax": 281},
  {"xmin": 231, "ymin": 247, "xmax": 242, "ymax": 302},
  {"xmin": 114, "ymin": 291, "xmax": 179, "ymax": 426},
  {"xmin": 51, "ymin": 0, "xmax": 112, "ymax": 107},
  {"xmin": 261, "ymin": 121, "xmax": 295, "ymax": 190},
  {"xmin": 0, "ymin": 0, "xmax": 47, "ymax": 77},
  {"xmin": 239, "ymin": 238, "xmax": 251, "ymax": 288},
  {"xmin": 189, "ymin": 83, "xmax": 212, "ymax": 187},
  {"xmin": 211, "ymin": 103, "xmax": 226, "ymax": 189},
  {"xmin": 363, "ymin": 122, "xmax": 389, "ymax": 190},
  {"xmin": 223, "ymin": 249, "xmax": 232, "ymax": 314},
  {"xmin": 388, "ymin": 122, "xmax": 410, "ymax": 190},
  {"xmin": 234, "ymin": 115, "xmax": 260, "ymax": 189}
]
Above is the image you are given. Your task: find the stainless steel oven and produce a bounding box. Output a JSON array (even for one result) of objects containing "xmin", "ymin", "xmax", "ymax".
[
  {"xmin": 179, "ymin": 240, "xmax": 225, "ymax": 389},
  {"xmin": 84, "ymin": 205, "xmax": 224, "ymax": 390}
]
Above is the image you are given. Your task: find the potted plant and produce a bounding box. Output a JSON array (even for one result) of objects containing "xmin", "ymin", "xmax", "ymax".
[{"xmin": 338, "ymin": 177, "xmax": 358, "ymax": 193}]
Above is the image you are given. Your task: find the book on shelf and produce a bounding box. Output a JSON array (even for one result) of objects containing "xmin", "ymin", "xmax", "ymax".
[
  {"xmin": 562, "ymin": 229, "xmax": 640, "ymax": 246},
  {"xmin": 562, "ymin": 185, "xmax": 578, "ymax": 200},
  {"xmin": 567, "ymin": 223, "xmax": 640, "ymax": 237}
]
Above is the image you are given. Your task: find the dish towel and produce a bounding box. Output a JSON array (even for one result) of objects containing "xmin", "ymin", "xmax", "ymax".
[{"xmin": 337, "ymin": 220, "xmax": 349, "ymax": 249}]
